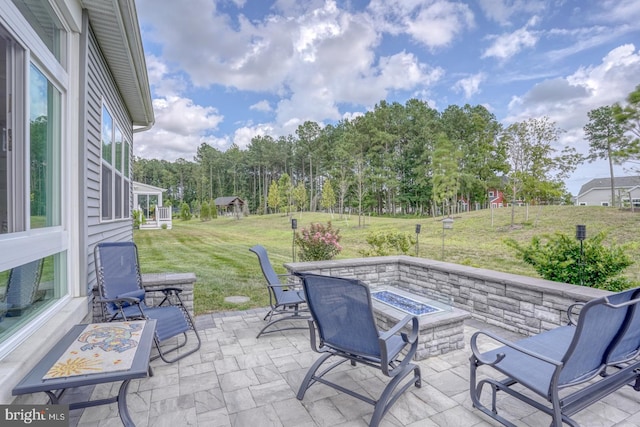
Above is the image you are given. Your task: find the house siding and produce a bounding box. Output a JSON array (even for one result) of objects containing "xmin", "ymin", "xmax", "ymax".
[{"xmin": 84, "ymin": 28, "xmax": 134, "ymax": 296}]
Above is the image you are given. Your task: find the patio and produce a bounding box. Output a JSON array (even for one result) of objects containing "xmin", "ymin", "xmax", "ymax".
[{"xmin": 30, "ymin": 309, "xmax": 640, "ymax": 427}]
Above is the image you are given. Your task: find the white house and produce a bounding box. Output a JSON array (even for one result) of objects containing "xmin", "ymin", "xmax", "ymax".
[
  {"xmin": 575, "ymin": 176, "xmax": 640, "ymax": 207},
  {"xmin": 0, "ymin": 0, "xmax": 153, "ymax": 402},
  {"xmin": 133, "ymin": 181, "xmax": 172, "ymax": 229}
]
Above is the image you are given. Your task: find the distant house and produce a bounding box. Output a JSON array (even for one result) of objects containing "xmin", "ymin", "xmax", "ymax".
[
  {"xmin": 488, "ymin": 189, "xmax": 506, "ymax": 208},
  {"xmin": 214, "ymin": 196, "xmax": 246, "ymax": 217},
  {"xmin": 575, "ymin": 176, "xmax": 640, "ymax": 207}
]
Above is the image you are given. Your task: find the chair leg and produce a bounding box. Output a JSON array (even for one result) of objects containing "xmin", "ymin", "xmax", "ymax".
[
  {"xmin": 296, "ymin": 353, "xmax": 337, "ymax": 400},
  {"xmin": 153, "ymin": 328, "xmax": 202, "ymax": 363},
  {"xmin": 370, "ymin": 364, "xmax": 421, "ymax": 427}
]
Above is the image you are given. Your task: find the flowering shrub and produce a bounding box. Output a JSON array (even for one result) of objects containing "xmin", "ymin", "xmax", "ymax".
[{"xmin": 295, "ymin": 222, "xmax": 342, "ymax": 261}]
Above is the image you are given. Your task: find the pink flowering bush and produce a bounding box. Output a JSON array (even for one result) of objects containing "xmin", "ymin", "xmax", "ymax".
[{"xmin": 295, "ymin": 222, "xmax": 342, "ymax": 261}]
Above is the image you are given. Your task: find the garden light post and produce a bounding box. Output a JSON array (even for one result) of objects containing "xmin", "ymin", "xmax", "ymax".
[
  {"xmin": 576, "ymin": 224, "xmax": 586, "ymax": 286},
  {"xmin": 442, "ymin": 217, "xmax": 454, "ymax": 260},
  {"xmin": 415, "ymin": 224, "xmax": 421, "ymax": 256},
  {"xmin": 291, "ymin": 219, "xmax": 297, "ymax": 262}
]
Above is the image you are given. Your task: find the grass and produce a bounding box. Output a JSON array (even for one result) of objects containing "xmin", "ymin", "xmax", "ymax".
[{"xmin": 133, "ymin": 206, "xmax": 640, "ymax": 315}]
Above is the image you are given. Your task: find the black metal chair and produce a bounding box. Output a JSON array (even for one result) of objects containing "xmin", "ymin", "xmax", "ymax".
[
  {"xmin": 249, "ymin": 245, "xmax": 308, "ymax": 338},
  {"xmin": 295, "ymin": 272, "xmax": 421, "ymax": 427},
  {"xmin": 94, "ymin": 241, "xmax": 201, "ymax": 363}
]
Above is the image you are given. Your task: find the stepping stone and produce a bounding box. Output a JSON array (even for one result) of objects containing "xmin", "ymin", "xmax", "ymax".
[{"xmin": 225, "ymin": 296, "xmax": 250, "ymax": 304}]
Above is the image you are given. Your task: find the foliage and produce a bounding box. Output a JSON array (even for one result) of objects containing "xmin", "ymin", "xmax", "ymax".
[
  {"xmin": 200, "ymin": 201, "xmax": 211, "ymax": 221},
  {"xmin": 360, "ymin": 231, "xmax": 415, "ymax": 256},
  {"xmin": 505, "ymin": 231, "xmax": 635, "ymax": 291},
  {"xmin": 293, "ymin": 182, "xmax": 307, "ymax": 213},
  {"xmin": 501, "ymin": 117, "xmax": 580, "ymax": 227},
  {"xmin": 584, "ymin": 105, "xmax": 628, "ymax": 207},
  {"xmin": 278, "ymin": 173, "xmax": 293, "ymax": 214},
  {"xmin": 180, "ymin": 202, "xmax": 192, "ymax": 221},
  {"xmin": 132, "ymin": 209, "xmax": 145, "ymax": 229},
  {"xmin": 295, "ymin": 222, "xmax": 342, "ymax": 261},
  {"xmin": 267, "ymin": 180, "xmax": 280, "ymax": 214},
  {"xmin": 320, "ymin": 179, "xmax": 336, "ymax": 212},
  {"xmin": 211, "ymin": 201, "xmax": 218, "ymax": 218},
  {"xmin": 613, "ymin": 84, "xmax": 640, "ymax": 159}
]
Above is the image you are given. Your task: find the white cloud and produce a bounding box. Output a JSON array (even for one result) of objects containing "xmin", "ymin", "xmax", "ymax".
[
  {"xmin": 482, "ymin": 17, "xmax": 539, "ymax": 60},
  {"xmin": 368, "ymin": 0, "xmax": 474, "ymax": 49},
  {"xmin": 250, "ymin": 100, "xmax": 273, "ymax": 112},
  {"xmin": 478, "ymin": 0, "xmax": 546, "ymax": 26},
  {"xmin": 232, "ymin": 123, "xmax": 276, "ymax": 149},
  {"xmin": 452, "ymin": 73, "xmax": 486, "ymax": 99},
  {"xmin": 506, "ymin": 44, "xmax": 640, "ymax": 148},
  {"xmin": 133, "ymin": 96, "xmax": 224, "ymax": 160}
]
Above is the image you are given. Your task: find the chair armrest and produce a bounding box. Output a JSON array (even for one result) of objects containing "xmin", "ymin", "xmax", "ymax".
[
  {"xmin": 567, "ymin": 302, "xmax": 584, "ymax": 325},
  {"xmin": 145, "ymin": 287, "xmax": 183, "ymax": 295},
  {"xmin": 379, "ymin": 314, "xmax": 418, "ymax": 344},
  {"xmin": 470, "ymin": 330, "xmax": 563, "ymax": 367},
  {"xmin": 96, "ymin": 296, "xmax": 141, "ymax": 306}
]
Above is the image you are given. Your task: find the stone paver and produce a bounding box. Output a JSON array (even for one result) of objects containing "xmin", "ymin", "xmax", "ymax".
[{"xmin": 14, "ymin": 310, "xmax": 640, "ymax": 427}]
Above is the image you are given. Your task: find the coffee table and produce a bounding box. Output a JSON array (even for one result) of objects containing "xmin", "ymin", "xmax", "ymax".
[{"xmin": 13, "ymin": 320, "xmax": 156, "ymax": 427}]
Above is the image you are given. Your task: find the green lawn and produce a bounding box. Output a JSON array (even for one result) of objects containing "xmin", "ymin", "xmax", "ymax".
[{"xmin": 133, "ymin": 206, "xmax": 640, "ymax": 315}]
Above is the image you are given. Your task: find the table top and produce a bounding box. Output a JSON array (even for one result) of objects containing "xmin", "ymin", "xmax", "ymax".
[{"xmin": 13, "ymin": 320, "xmax": 156, "ymax": 395}]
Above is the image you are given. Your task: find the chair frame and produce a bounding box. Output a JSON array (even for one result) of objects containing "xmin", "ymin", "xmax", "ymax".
[
  {"xmin": 296, "ymin": 273, "xmax": 421, "ymax": 427},
  {"xmin": 94, "ymin": 242, "xmax": 201, "ymax": 363},
  {"xmin": 249, "ymin": 245, "xmax": 308, "ymax": 338},
  {"xmin": 2, "ymin": 258, "xmax": 45, "ymax": 317},
  {"xmin": 470, "ymin": 288, "xmax": 640, "ymax": 427}
]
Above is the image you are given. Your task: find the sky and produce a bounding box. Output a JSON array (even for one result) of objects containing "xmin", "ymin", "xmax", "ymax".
[{"xmin": 133, "ymin": 0, "xmax": 640, "ymax": 195}]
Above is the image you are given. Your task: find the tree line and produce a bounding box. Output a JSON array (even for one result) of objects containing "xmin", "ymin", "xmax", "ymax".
[{"xmin": 133, "ymin": 85, "xmax": 640, "ymax": 223}]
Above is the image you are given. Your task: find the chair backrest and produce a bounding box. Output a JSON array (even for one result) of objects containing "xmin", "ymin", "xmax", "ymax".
[
  {"xmin": 249, "ymin": 245, "xmax": 286, "ymax": 300},
  {"xmin": 558, "ymin": 287, "xmax": 640, "ymax": 386},
  {"xmin": 94, "ymin": 242, "xmax": 144, "ymax": 314},
  {"xmin": 4, "ymin": 258, "xmax": 44, "ymax": 309},
  {"xmin": 605, "ymin": 287, "xmax": 640, "ymax": 363},
  {"xmin": 298, "ymin": 273, "xmax": 381, "ymax": 358}
]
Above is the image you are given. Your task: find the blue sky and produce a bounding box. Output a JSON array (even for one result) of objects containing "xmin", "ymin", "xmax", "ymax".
[{"xmin": 133, "ymin": 0, "xmax": 640, "ymax": 195}]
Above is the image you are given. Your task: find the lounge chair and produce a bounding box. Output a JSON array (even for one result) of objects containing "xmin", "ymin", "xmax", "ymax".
[
  {"xmin": 94, "ymin": 241, "xmax": 201, "ymax": 363},
  {"xmin": 249, "ymin": 245, "xmax": 308, "ymax": 338},
  {"xmin": 2, "ymin": 258, "xmax": 44, "ymax": 317},
  {"xmin": 295, "ymin": 273, "xmax": 421, "ymax": 427},
  {"xmin": 470, "ymin": 287, "xmax": 640, "ymax": 427}
]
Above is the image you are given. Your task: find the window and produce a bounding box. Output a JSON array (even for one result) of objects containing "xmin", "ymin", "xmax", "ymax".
[
  {"xmin": 0, "ymin": 2, "xmax": 69, "ymax": 349},
  {"xmin": 0, "ymin": 252, "xmax": 67, "ymax": 346},
  {"xmin": 633, "ymin": 199, "xmax": 640, "ymax": 208},
  {"xmin": 101, "ymin": 105, "xmax": 131, "ymax": 220},
  {"xmin": 578, "ymin": 202, "xmax": 587, "ymax": 206},
  {"xmin": 601, "ymin": 202, "xmax": 609, "ymax": 207},
  {"xmin": 0, "ymin": 35, "xmax": 61, "ymax": 234},
  {"xmin": 10, "ymin": 0, "xmax": 66, "ymax": 64},
  {"xmin": 488, "ymin": 191, "xmax": 494, "ymax": 197}
]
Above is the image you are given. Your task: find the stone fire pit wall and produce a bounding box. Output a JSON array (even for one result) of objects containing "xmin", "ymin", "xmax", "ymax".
[{"xmin": 284, "ymin": 256, "xmax": 610, "ymax": 337}]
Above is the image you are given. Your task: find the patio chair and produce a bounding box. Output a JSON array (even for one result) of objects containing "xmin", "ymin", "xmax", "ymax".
[
  {"xmin": 1, "ymin": 258, "xmax": 45, "ymax": 318},
  {"xmin": 295, "ymin": 273, "xmax": 421, "ymax": 427},
  {"xmin": 249, "ymin": 245, "xmax": 308, "ymax": 338},
  {"xmin": 470, "ymin": 286, "xmax": 640, "ymax": 427},
  {"xmin": 94, "ymin": 241, "xmax": 201, "ymax": 363}
]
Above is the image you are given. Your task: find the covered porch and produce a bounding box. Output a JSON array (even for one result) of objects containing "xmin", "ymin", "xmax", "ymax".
[{"xmin": 133, "ymin": 182, "xmax": 172, "ymax": 229}]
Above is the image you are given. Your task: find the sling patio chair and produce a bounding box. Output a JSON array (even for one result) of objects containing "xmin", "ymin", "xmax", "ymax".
[
  {"xmin": 249, "ymin": 245, "xmax": 308, "ymax": 338},
  {"xmin": 470, "ymin": 286, "xmax": 640, "ymax": 427},
  {"xmin": 1, "ymin": 258, "xmax": 45, "ymax": 318},
  {"xmin": 94, "ymin": 241, "xmax": 201, "ymax": 363},
  {"xmin": 295, "ymin": 272, "xmax": 421, "ymax": 427}
]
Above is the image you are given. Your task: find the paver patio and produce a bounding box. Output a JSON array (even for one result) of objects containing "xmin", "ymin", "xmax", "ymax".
[{"xmin": 15, "ymin": 308, "xmax": 640, "ymax": 427}]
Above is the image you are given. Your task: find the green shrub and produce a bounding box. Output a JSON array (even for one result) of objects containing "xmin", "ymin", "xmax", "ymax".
[
  {"xmin": 180, "ymin": 202, "xmax": 192, "ymax": 221},
  {"xmin": 360, "ymin": 231, "xmax": 415, "ymax": 256},
  {"xmin": 505, "ymin": 231, "xmax": 635, "ymax": 291},
  {"xmin": 200, "ymin": 201, "xmax": 211, "ymax": 221},
  {"xmin": 132, "ymin": 209, "xmax": 145, "ymax": 229},
  {"xmin": 295, "ymin": 222, "xmax": 342, "ymax": 261},
  {"xmin": 211, "ymin": 201, "xmax": 218, "ymax": 218}
]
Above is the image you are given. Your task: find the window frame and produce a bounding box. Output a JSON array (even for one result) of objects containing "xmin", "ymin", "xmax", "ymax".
[{"xmin": 100, "ymin": 103, "xmax": 131, "ymax": 222}]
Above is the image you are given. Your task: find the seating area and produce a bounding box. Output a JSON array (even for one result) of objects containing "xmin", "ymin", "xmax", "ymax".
[
  {"xmin": 11, "ymin": 250, "xmax": 640, "ymax": 426},
  {"xmin": 14, "ymin": 309, "xmax": 640, "ymax": 426}
]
